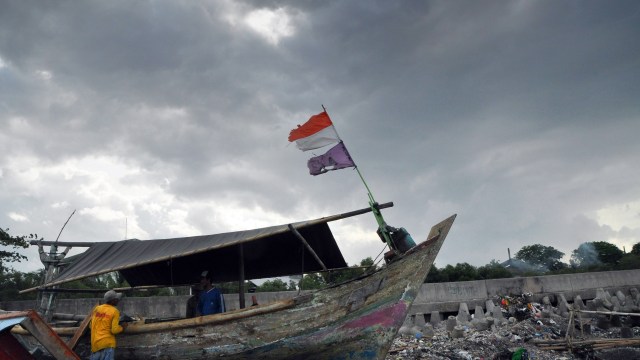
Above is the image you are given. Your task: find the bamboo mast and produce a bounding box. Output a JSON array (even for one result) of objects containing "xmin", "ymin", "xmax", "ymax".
[
  {"xmin": 38, "ymin": 209, "xmax": 76, "ymax": 321},
  {"xmin": 321, "ymin": 105, "xmax": 395, "ymax": 252}
]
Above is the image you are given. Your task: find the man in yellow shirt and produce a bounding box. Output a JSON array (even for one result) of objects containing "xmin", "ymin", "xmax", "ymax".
[{"xmin": 90, "ymin": 290, "xmax": 128, "ymax": 360}]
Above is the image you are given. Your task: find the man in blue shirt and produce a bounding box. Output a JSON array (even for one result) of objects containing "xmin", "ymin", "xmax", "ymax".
[{"xmin": 197, "ymin": 270, "xmax": 226, "ymax": 316}]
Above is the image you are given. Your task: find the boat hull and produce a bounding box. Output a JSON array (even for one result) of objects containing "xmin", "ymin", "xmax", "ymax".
[{"xmin": 19, "ymin": 215, "xmax": 455, "ymax": 360}]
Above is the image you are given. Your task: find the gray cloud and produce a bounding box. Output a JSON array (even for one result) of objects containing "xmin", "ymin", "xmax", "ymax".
[{"xmin": 1, "ymin": 0, "xmax": 639, "ymax": 273}]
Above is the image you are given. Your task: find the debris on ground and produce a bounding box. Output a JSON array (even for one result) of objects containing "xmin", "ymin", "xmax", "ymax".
[{"xmin": 387, "ymin": 287, "xmax": 640, "ymax": 359}]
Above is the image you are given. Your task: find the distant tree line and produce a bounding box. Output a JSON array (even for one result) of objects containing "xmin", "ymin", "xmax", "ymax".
[
  {"xmin": 2, "ymin": 226, "xmax": 640, "ymax": 301},
  {"xmin": 426, "ymin": 241, "xmax": 640, "ymax": 283}
]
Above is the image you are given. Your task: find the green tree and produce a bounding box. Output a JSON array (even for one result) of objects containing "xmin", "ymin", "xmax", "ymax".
[
  {"xmin": 477, "ymin": 260, "xmax": 513, "ymax": 280},
  {"xmin": 0, "ymin": 228, "xmax": 31, "ymax": 273},
  {"xmin": 425, "ymin": 265, "xmax": 441, "ymax": 283},
  {"xmin": 256, "ymin": 278, "xmax": 289, "ymax": 292},
  {"xmin": 617, "ymin": 253, "xmax": 640, "ymax": 270},
  {"xmin": 571, "ymin": 241, "xmax": 624, "ymax": 268},
  {"xmin": 438, "ymin": 263, "xmax": 478, "ymax": 282},
  {"xmin": 0, "ymin": 270, "xmax": 42, "ymax": 301},
  {"xmin": 324, "ymin": 257, "xmax": 377, "ymax": 285},
  {"xmin": 298, "ymin": 273, "xmax": 325, "ymax": 290},
  {"xmin": 514, "ymin": 244, "xmax": 565, "ymax": 270},
  {"xmin": 287, "ymin": 280, "xmax": 298, "ymax": 291},
  {"xmin": 631, "ymin": 243, "xmax": 640, "ymax": 256}
]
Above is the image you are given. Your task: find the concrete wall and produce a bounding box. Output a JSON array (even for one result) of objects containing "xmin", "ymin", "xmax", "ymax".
[
  {"xmin": 3, "ymin": 269, "xmax": 640, "ymax": 318},
  {"xmin": 411, "ymin": 269, "xmax": 640, "ymax": 314},
  {"xmin": 0, "ymin": 291, "xmax": 304, "ymax": 319}
]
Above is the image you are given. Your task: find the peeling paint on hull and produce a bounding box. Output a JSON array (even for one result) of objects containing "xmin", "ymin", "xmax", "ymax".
[{"xmin": 19, "ymin": 215, "xmax": 456, "ymax": 360}]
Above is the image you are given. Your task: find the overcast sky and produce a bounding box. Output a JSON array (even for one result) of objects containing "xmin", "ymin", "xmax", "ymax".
[{"xmin": 2, "ymin": 1, "xmax": 639, "ymax": 276}]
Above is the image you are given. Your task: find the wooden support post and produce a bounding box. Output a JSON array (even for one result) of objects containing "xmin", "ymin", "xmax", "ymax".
[
  {"xmin": 238, "ymin": 244, "xmax": 245, "ymax": 309},
  {"xmin": 288, "ymin": 224, "xmax": 327, "ymax": 271},
  {"xmin": 67, "ymin": 305, "xmax": 96, "ymax": 350}
]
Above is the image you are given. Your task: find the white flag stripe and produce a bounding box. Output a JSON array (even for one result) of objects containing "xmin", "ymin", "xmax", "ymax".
[{"xmin": 295, "ymin": 125, "xmax": 340, "ymax": 151}]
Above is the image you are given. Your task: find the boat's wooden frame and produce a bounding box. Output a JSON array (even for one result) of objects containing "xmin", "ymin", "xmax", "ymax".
[{"xmin": 15, "ymin": 214, "xmax": 456, "ymax": 360}]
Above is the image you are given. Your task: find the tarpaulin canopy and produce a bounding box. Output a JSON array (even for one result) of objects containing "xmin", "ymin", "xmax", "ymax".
[{"xmin": 37, "ymin": 204, "xmax": 393, "ymax": 289}]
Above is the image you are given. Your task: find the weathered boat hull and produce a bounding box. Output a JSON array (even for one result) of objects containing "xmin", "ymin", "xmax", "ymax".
[{"xmin": 19, "ymin": 214, "xmax": 455, "ymax": 360}]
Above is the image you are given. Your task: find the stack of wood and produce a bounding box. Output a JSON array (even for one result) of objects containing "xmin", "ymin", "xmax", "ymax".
[
  {"xmin": 534, "ymin": 308, "xmax": 640, "ymax": 353},
  {"xmin": 533, "ymin": 338, "xmax": 640, "ymax": 351}
]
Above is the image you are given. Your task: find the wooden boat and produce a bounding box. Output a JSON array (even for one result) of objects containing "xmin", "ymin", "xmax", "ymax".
[{"xmin": 15, "ymin": 206, "xmax": 456, "ymax": 359}]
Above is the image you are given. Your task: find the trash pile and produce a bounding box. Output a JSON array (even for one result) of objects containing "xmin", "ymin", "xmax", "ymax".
[{"xmin": 387, "ymin": 288, "xmax": 640, "ymax": 359}]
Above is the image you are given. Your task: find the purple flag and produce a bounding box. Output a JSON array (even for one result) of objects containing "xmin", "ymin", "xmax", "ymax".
[{"xmin": 307, "ymin": 141, "xmax": 356, "ymax": 176}]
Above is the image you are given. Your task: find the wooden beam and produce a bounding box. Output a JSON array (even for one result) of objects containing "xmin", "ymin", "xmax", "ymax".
[
  {"xmin": 238, "ymin": 244, "xmax": 245, "ymax": 309},
  {"xmin": 67, "ymin": 305, "xmax": 96, "ymax": 350},
  {"xmin": 288, "ymin": 224, "xmax": 327, "ymax": 271},
  {"xmin": 318, "ymin": 202, "xmax": 394, "ymax": 223},
  {"xmin": 29, "ymin": 240, "xmax": 96, "ymax": 247},
  {"xmin": 14, "ymin": 310, "xmax": 81, "ymax": 360}
]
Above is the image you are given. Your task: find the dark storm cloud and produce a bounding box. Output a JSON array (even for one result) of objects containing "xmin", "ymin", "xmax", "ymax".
[{"xmin": 1, "ymin": 0, "xmax": 639, "ymax": 271}]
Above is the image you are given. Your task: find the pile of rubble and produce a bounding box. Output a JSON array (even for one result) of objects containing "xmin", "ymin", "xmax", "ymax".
[{"xmin": 387, "ymin": 287, "xmax": 640, "ymax": 359}]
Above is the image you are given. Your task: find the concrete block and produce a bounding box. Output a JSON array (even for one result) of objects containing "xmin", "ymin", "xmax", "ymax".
[
  {"xmin": 485, "ymin": 316, "xmax": 495, "ymax": 327},
  {"xmin": 485, "ymin": 299, "xmax": 495, "ymax": 314},
  {"xmin": 457, "ymin": 302, "xmax": 470, "ymax": 323},
  {"xmin": 474, "ymin": 305, "xmax": 485, "ymax": 320},
  {"xmin": 451, "ymin": 325, "xmax": 465, "ymax": 338},
  {"xmin": 472, "ymin": 318, "xmax": 489, "ymax": 331},
  {"xmin": 414, "ymin": 313, "xmax": 426, "ymax": 327},
  {"xmin": 423, "ymin": 323, "xmax": 435, "ymax": 338},
  {"xmin": 615, "ymin": 290, "xmax": 626, "ymax": 305},
  {"xmin": 492, "ymin": 306, "xmax": 505, "ymax": 320},
  {"xmin": 429, "ymin": 311, "xmax": 442, "ymax": 327},
  {"xmin": 595, "ymin": 288, "xmax": 613, "ymax": 309},
  {"xmin": 557, "ymin": 294, "xmax": 570, "ymax": 317},
  {"xmin": 446, "ymin": 315, "xmax": 457, "ymax": 331},
  {"xmin": 621, "ymin": 326, "xmax": 633, "ymax": 338},
  {"xmin": 611, "ymin": 297, "xmax": 622, "ymax": 312}
]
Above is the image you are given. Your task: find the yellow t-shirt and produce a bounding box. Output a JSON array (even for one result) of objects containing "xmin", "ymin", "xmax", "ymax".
[{"xmin": 90, "ymin": 303, "xmax": 124, "ymax": 352}]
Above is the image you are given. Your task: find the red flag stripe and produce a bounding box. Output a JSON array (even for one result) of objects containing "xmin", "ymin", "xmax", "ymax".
[{"xmin": 288, "ymin": 112, "xmax": 333, "ymax": 142}]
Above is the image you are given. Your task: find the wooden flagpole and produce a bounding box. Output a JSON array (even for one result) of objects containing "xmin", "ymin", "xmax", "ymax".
[{"xmin": 320, "ymin": 105, "xmax": 395, "ymax": 252}]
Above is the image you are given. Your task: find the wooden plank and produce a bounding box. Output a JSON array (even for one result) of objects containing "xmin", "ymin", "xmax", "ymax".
[
  {"xmin": 67, "ymin": 305, "xmax": 95, "ymax": 350},
  {"xmin": 288, "ymin": 224, "xmax": 328, "ymax": 271},
  {"xmin": 19, "ymin": 310, "xmax": 80, "ymax": 360}
]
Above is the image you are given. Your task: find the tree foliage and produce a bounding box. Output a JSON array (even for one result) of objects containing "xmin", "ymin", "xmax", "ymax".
[
  {"xmin": 631, "ymin": 243, "xmax": 640, "ymax": 256},
  {"xmin": 323, "ymin": 257, "xmax": 377, "ymax": 285},
  {"xmin": 256, "ymin": 278, "xmax": 289, "ymax": 292},
  {"xmin": 426, "ymin": 263, "xmax": 480, "ymax": 283},
  {"xmin": 514, "ymin": 244, "xmax": 564, "ymax": 270},
  {"xmin": 0, "ymin": 270, "xmax": 42, "ymax": 301},
  {"xmin": 571, "ymin": 241, "xmax": 624, "ymax": 268},
  {"xmin": 299, "ymin": 273, "xmax": 326, "ymax": 290},
  {"xmin": 0, "ymin": 228, "xmax": 31, "ymax": 273},
  {"xmin": 477, "ymin": 260, "xmax": 513, "ymax": 280}
]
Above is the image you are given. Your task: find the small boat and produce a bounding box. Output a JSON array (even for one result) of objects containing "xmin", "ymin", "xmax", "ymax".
[{"xmin": 15, "ymin": 204, "xmax": 456, "ymax": 359}]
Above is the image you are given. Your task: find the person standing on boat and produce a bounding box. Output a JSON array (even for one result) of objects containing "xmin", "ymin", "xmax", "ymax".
[
  {"xmin": 90, "ymin": 290, "xmax": 128, "ymax": 360},
  {"xmin": 198, "ymin": 270, "xmax": 226, "ymax": 315}
]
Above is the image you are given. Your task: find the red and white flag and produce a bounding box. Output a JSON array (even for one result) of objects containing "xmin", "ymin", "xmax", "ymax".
[{"xmin": 288, "ymin": 111, "xmax": 339, "ymax": 151}]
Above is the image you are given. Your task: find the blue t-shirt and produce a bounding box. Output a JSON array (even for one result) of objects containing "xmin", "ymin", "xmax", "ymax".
[{"xmin": 198, "ymin": 287, "xmax": 225, "ymax": 315}]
